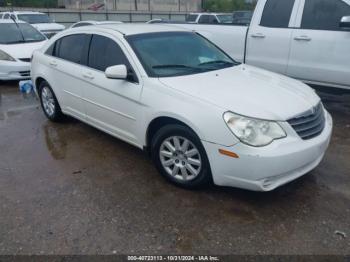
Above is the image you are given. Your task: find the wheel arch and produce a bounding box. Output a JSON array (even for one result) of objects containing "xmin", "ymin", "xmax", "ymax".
[{"xmin": 145, "ymin": 116, "xmax": 202, "ymax": 154}]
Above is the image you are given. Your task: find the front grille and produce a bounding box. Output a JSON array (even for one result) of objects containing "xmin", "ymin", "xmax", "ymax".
[
  {"xmin": 19, "ymin": 58, "xmax": 31, "ymax": 62},
  {"xmin": 19, "ymin": 71, "xmax": 30, "ymax": 77},
  {"xmin": 288, "ymin": 103, "xmax": 325, "ymax": 140}
]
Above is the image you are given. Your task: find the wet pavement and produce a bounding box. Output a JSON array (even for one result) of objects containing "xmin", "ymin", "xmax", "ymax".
[{"xmin": 0, "ymin": 81, "xmax": 349, "ymax": 255}]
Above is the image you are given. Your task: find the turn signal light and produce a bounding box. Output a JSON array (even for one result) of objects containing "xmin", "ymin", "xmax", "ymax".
[{"xmin": 218, "ymin": 149, "xmax": 239, "ymax": 158}]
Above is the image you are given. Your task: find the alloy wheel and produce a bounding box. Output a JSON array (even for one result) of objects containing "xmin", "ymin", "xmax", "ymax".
[{"xmin": 159, "ymin": 136, "xmax": 202, "ymax": 182}]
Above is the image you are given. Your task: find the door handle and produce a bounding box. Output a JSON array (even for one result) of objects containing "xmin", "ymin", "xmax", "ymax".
[
  {"xmin": 294, "ymin": 36, "xmax": 311, "ymax": 41},
  {"xmin": 251, "ymin": 33, "xmax": 266, "ymax": 38},
  {"xmin": 82, "ymin": 72, "xmax": 94, "ymax": 80},
  {"xmin": 49, "ymin": 60, "xmax": 57, "ymax": 67}
]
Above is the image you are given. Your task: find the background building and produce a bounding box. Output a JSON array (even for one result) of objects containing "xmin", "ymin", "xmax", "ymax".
[{"xmin": 63, "ymin": 0, "xmax": 202, "ymax": 11}]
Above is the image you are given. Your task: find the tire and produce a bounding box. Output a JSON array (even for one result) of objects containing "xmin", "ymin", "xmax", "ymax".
[
  {"xmin": 151, "ymin": 124, "xmax": 212, "ymax": 189},
  {"xmin": 38, "ymin": 81, "xmax": 64, "ymax": 122}
]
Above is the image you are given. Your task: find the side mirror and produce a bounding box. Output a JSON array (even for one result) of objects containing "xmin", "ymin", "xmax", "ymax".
[
  {"xmin": 340, "ymin": 16, "xmax": 350, "ymax": 30},
  {"xmin": 105, "ymin": 64, "xmax": 127, "ymax": 79}
]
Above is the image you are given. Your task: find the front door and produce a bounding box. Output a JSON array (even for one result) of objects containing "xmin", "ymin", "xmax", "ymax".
[{"xmin": 80, "ymin": 34, "xmax": 142, "ymax": 146}]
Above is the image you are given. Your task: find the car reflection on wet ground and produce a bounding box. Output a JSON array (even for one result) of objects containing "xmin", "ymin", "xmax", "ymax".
[{"xmin": 0, "ymin": 81, "xmax": 349, "ymax": 255}]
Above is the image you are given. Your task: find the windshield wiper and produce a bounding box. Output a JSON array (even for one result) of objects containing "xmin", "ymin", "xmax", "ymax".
[
  {"xmin": 198, "ymin": 60, "xmax": 235, "ymax": 67},
  {"xmin": 152, "ymin": 64, "xmax": 200, "ymax": 70}
]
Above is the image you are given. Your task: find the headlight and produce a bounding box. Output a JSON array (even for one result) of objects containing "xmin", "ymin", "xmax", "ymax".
[
  {"xmin": 0, "ymin": 50, "xmax": 16, "ymax": 61},
  {"xmin": 224, "ymin": 112, "xmax": 286, "ymax": 147}
]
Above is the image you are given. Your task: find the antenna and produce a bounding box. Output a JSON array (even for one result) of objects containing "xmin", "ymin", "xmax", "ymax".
[{"xmin": 11, "ymin": 15, "xmax": 25, "ymax": 42}]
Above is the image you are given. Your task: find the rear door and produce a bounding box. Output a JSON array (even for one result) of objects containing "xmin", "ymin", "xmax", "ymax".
[
  {"xmin": 48, "ymin": 34, "xmax": 90, "ymax": 119},
  {"xmin": 287, "ymin": 0, "xmax": 350, "ymax": 88},
  {"xmin": 245, "ymin": 0, "xmax": 298, "ymax": 74}
]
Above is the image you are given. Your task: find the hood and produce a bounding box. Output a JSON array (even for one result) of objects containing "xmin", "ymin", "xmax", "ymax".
[
  {"xmin": 32, "ymin": 23, "xmax": 65, "ymax": 31},
  {"xmin": 159, "ymin": 64, "xmax": 320, "ymax": 121},
  {"xmin": 0, "ymin": 40, "xmax": 47, "ymax": 59}
]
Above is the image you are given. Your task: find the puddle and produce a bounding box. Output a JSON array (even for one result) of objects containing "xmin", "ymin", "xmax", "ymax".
[{"xmin": 44, "ymin": 124, "xmax": 67, "ymax": 160}]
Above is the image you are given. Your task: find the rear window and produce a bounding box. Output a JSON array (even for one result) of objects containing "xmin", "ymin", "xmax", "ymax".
[
  {"xmin": 186, "ymin": 14, "xmax": 198, "ymax": 22},
  {"xmin": 260, "ymin": 0, "xmax": 295, "ymax": 28},
  {"xmin": 18, "ymin": 14, "xmax": 52, "ymax": 24}
]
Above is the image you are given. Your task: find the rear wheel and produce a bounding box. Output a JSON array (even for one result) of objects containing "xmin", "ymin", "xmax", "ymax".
[
  {"xmin": 39, "ymin": 81, "xmax": 64, "ymax": 122},
  {"xmin": 151, "ymin": 124, "xmax": 212, "ymax": 189}
]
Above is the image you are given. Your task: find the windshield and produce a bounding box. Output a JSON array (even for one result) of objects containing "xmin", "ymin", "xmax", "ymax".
[
  {"xmin": 127, "ymin": 32, "xmax": 237, "ymax": 78},
  {"xmin": 186, "ymin": 14, "xmax": 198, "ymax": 22},
  {"xmin": 18, "ymin": 14, "xmax": 52, "ymax": 24},
  {"xmin": 0, "ymin": 23, "xmax": 46, "ymax": 44},
  {"xmin": 217, "ymin": 14, "xmax": 233, "ymax": 23}
]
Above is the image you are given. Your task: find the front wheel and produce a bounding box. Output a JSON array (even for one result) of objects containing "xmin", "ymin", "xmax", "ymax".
[{"xmin": 151, "ymin": 124, "xmax": 212, "ymax": 189}]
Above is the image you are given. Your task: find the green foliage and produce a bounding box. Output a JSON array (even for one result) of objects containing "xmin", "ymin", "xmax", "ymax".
[
  {"xmin": 3, "ymin": 0, "xmax": 57, "ymax": 8},
  {"xmin": 203, "ymin": 0, "xmax": 255, "ymax": 12}
]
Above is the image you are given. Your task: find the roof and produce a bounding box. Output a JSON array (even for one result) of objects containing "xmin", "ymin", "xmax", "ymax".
[
  {"xmin": 188, "ymin": 12, "xmax": 230, "ymax": 15},
  {"xmin": 3, "ymin": 11, "xmax": 44, "ymax": 15},
  {"xmin": 0, "ymin": 19, "xmax": 26, "ymax": 24},
  {"xmin": 94, "ymin": 23, "xmax": 189, "ymax": 36}
]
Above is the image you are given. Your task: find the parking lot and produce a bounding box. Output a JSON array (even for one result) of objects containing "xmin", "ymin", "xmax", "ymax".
[{"xmin": 0, "ymin": 81, "xmax": 349, "ymax": 255}]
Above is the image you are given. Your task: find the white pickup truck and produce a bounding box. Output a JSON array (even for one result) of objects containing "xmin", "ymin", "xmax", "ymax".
[{"xmin": 175, "ymin": 0, "xmax": 350, "ymax": 90}]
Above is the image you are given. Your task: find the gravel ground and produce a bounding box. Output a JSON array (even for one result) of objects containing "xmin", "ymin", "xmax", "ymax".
[{"xmin": 0, "ymin": 81, "xmax": 349, "ymax": 255}]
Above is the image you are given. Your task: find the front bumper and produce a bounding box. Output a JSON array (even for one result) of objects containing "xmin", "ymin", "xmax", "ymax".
[
  {"xmin": 203, "ymin": 110, "xmax": 333, "ymax": 191},
  {"xmin": 0, "ymin": 60, "xmax": 31, "ymax": 80}
]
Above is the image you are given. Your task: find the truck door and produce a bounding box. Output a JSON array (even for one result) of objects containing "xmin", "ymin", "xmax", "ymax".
[
  {"xmin": 245, "ymin": 0, "xmax": 298, "ymax": 74},
  {"xmin": 287, "ymin": 0, "xmax": 350, "ymax": 89}
]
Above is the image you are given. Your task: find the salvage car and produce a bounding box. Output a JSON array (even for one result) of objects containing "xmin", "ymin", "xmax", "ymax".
[
  {"xmin": 0, "ymin": 19, "xmax": 47, "ymax": 80},
  {"xmin": 0, "ymin": 11, "xmax": 65, "ymax": 38},
  {"xmin": 175, "ymin": 0, "xmax": 350, "ymax": 90},
  {"xmin": 31, "ymin": 24, "xmax": 332, "ymax": 191},
  {"xmin": 70, "ymin": 20, "xmax": 123, "ymax": 28}
]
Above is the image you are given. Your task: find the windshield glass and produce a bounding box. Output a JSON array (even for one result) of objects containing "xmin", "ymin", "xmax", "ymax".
[
  {"xmin": 127, "ymin": 32, "xmax": 237, "ymax": 78},
  {"xmin": 217, "ymin": 14, "xmax": 233, "ymax": 23},
  {"xmin": 18, "ymin": 14, "xmax": 52, "ymax": 24},
  {"xmin": 0, "ymin": 23, "xmax": 46, "ymax": 44},
  {"xmin": 186, "ymin": 14, "xmax": 198, "ymax": 22}
]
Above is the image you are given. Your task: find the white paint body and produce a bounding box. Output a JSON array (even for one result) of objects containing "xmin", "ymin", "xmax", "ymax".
[
  {"xmin": 0, "ymin": 20, "xmax": 47, "ymax": 80},
  {"xmin": 31, "ymin": 24, "xmax": 333, "ymax": 191},
  {"xmin": 174, "ymin": 0, "xmax": 350, "ymax": 90},
  {"xmin": 0, "ymin": 11, "xmax": 65, "ymax": 37}
]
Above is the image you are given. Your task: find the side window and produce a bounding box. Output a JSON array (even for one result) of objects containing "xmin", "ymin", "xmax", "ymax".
[
  {"xmin": 45, "ymin": 43, "xmax": 55, "ymax": 56},
  {"xmin": 4, "ymin": 14, "xmax": 10, "ymax": 19},
  {"xmin": 198, "ymin": 15, "xmax": 210, "ymax": 24},
  {"xmin": 301, "ymin": 0, "xmax": 350, "ymax": 31},
  {"xmin": 88, "ymin": 35, "xmax": 130, "ymax": 72},
  {"xmin": 209, "ymin": 15, "xmax": 219, "ymax": 24},
  {"xmin": 56, "ymin": 34, "xmax": 89, "ymax": 64},
  {"xmin": 260, "ymin": 0, "xmax": 295, "ymax": 28}
]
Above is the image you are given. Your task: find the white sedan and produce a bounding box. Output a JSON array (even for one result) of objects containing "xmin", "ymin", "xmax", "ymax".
[
  {"xmin": 31, "ymin": 24, "xmax": 332, "ymax": 191},
  {"xmin": 69, "ymin": 20, "xmax": 123, "ymax": 28},
  {"xmin": 0, "ymin": 19, "xmax": 47, "ymax": 80}
]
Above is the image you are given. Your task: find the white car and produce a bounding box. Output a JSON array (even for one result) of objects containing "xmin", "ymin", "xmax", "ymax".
[
  {"xmin": 0, "ymin": 11, "xmax": 65, "ymax": 38},
  {"xmin": 0, "ymin": 19, "xmax": 47, "ymax": 80},
  {"xmin": 70, "ymin": 20, "xmax": 123, "ymax": 28},
  {"xmin": 31, "ymin": 24, "xmax": 332, "ymax": 191},
  {"xmin": 177, "ymin": 0, "xmax": 350, "ymax": 90},
  {"xmin": 186, "ymin": 13, "xmax": 233, "ymax": 24}
]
